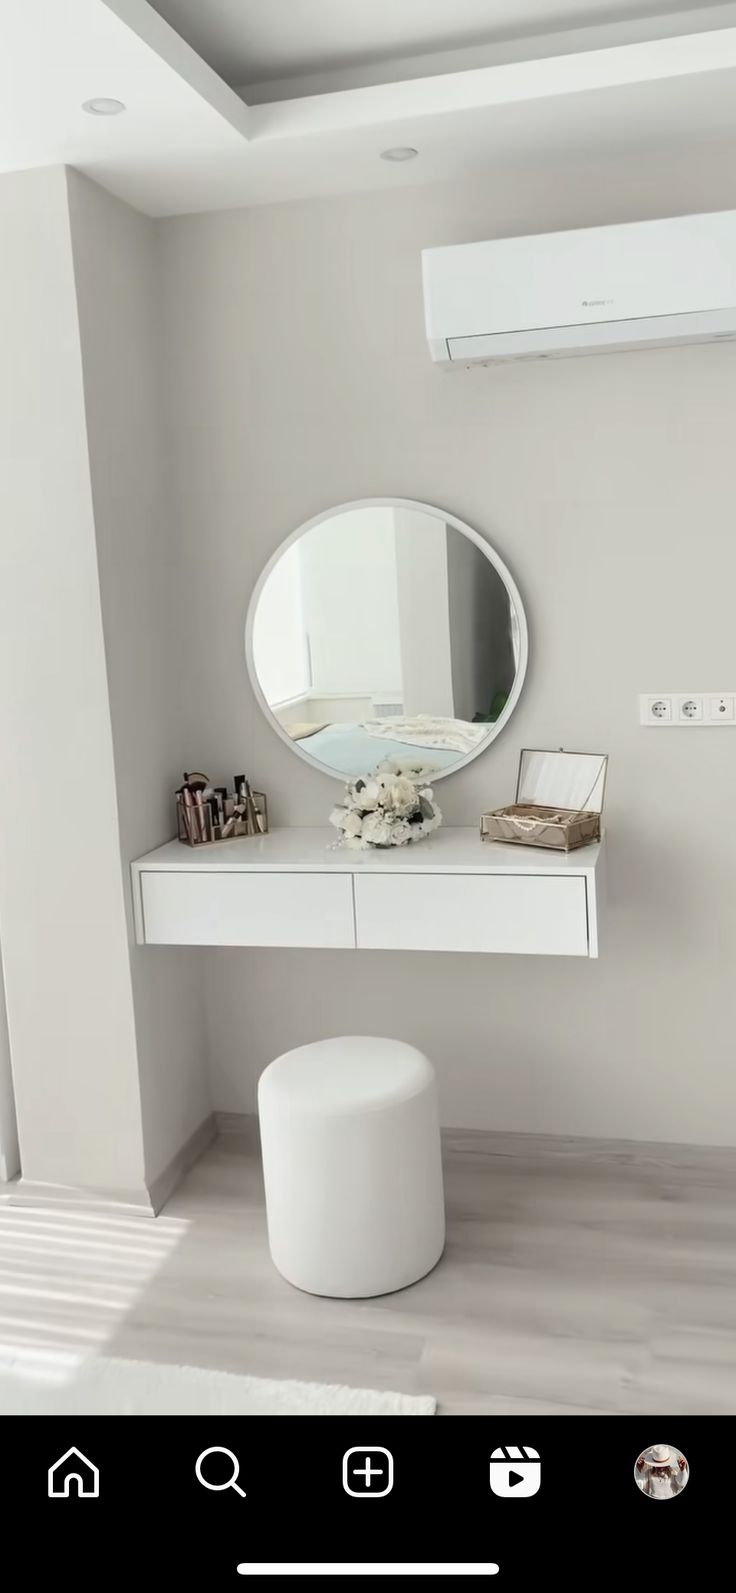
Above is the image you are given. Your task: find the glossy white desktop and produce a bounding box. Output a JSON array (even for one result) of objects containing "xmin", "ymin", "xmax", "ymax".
[{"xmin": 132, "ymin": 828, "xmax": 604, "ymax": 957}]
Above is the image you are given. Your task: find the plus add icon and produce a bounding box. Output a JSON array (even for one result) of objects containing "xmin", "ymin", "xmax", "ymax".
[{"xmin": 342, "ymin": 1446, "xmax": 394, "ymax": 1498}]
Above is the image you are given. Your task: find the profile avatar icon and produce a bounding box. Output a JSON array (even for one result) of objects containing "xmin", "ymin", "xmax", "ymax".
[{"xmin": 634, "ymin": 1443, "xmax": 689, "ymax": 1499}]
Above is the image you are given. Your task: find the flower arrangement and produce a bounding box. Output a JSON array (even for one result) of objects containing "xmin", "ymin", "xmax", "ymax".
[{"xmin": 329, "ymin": 762, "xmax": 442, "ymax": 850}]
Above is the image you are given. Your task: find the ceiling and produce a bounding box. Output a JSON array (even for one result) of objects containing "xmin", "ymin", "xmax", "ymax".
[
  {"xmin": 0, "ymin": 0, "xmax": 735, "ymax": 215},
  {"xmin": 149, "ymin": 0, "xmax": 718, "ymax": 88}
]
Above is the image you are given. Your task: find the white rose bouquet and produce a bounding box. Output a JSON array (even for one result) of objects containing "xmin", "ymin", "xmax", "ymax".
[{"xmin": 329, "ymin": 763, "xmax": 442, "ymax": 850}]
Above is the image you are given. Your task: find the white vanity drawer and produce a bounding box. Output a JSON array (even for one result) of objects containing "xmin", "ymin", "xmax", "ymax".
[
  {"xmin": 354, "ymin": 872, "xmax": 589, "ymax": 957},
  {"xmin": 139, "ymin": 869, "xmax": 355, "ymax": 949}
]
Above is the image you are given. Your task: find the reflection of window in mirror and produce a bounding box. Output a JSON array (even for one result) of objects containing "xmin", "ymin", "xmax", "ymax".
[
  {"xmin": 249, "ymin": 501, "xmax": 527, "ymax": 781},
  {"xmin": 252, "ymin": 540, "xmax": 311, "ymax": 709}
]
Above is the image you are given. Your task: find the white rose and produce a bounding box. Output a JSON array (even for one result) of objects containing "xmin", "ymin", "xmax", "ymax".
[
  {"xmin": 347, "ymin": 778, "xmax": 378, "ymax": 811},
  {"xmin": 390, "ymin": 819, "xmax": 412, "ymax": 845},
  {"xmin": 387, "ymin": 777, "xmax": 418, "ymax": 816},
  {"xmin": 362, "ymin": 813, "xmax": 394, "ymax": 846},
  {"xmin": 330, "ymin": 807, "xmax": 363, "ymax": 837}
]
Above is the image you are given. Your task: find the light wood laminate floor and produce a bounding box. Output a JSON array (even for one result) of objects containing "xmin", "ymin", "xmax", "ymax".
[{"xmin": 2, "ymin": 1127, "xmax": 736, "ymax": 1415}]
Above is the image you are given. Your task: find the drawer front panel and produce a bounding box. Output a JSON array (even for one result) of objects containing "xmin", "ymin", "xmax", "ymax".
[
  {"xmin": 140, "ymin": 870, "xmax": 355, "ymax": 948},
  {"xmin": 354, "ymin": 873, "xmax": 589, "ymax": 956}
]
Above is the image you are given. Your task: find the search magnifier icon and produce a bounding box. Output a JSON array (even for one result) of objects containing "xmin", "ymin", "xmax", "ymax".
[{"xmin": 195, "ymin": 1446, "xmax": 246, "ymax": 1498}]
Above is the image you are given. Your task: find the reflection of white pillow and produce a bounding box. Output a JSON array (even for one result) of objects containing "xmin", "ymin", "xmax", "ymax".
[{"xmin": 363, "ymin": 716, "xmax": 487, "ymax": 754}]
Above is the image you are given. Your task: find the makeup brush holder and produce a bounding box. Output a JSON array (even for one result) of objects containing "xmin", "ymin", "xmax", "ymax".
[{"xmin": 176, "ymin": 789, "xmax": 269, "ymax": 847}]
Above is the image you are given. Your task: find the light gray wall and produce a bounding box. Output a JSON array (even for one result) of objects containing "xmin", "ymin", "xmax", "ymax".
[
  {"xmin": 157, "ymin": 145, "xmax": 736, "ymax": 1146},
  {"xmin": 0, "ymin": 167, "xmax": 149, "ymax": 1195},
  {"xmin": 0, "ymin": 942, "xmax": 19, "ymax": 1182},
  {"xmin": 66, "ymin": 170, "xmax": 212, "ymax": 1187}
]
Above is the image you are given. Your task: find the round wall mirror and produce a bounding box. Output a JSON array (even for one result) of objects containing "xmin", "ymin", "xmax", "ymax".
[{"xmin": 245, "ymin": 498, "xmax": 528, "ymax": 782}]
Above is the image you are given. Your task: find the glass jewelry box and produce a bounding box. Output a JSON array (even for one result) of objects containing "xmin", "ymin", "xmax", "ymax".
[{"xmin": 480, "ymin": 748, "xmax": 608, "ymax": 852}]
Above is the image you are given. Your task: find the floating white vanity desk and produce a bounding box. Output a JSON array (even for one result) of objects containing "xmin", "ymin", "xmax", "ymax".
[
  {"xmin": 139, "ymin": 502, "xmax": 607, "ymax": 960},
  {"xmin": 132, "ymin": 828, "xmax": 604, "ymax": 958}
]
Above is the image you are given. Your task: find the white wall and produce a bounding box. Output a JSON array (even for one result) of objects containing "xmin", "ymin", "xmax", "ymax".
[
  {"xmin": 0, "ymin": 168, "xmax": 149, "ymax": 1196},
  {"xmin": 0, "ymin": 944, "xmax": 19, "ymax": 1182},
  {"xmin": 65, "ymin": 170, "xmax": 212, "ymax": 1189},
  {"xmin": 157, "ymin": 144, "xmax": 736, "ymax": 1147}
]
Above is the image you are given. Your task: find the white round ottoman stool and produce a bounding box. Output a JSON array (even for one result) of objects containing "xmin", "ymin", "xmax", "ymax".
[{"xmin": 258, "ymin": 1036, "xmax": 445, "ymax": 1298}]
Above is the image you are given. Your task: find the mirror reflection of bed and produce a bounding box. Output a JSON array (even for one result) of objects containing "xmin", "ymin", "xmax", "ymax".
[{"xmin": 250, "ymin": 502, "xmax": 526, "ymax": 780}]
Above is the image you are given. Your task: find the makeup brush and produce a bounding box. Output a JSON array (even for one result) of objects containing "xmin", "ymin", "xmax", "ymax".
[
  {"xmin": 244, "ymin": 780, "xmax": 261, "ymax": 836},
  {"xmin": 179, "ymin": 786, "xmax": 196, "ymax": 844}
]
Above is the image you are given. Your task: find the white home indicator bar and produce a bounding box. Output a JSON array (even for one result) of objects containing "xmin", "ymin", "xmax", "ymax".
[{"xmin": 237, "ymin": 1566, "xmax": 499, "ymax": 1578}]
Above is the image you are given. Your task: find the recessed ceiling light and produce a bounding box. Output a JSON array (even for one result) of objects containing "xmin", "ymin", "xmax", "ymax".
[
  {"xmin": 82, "ymin": 98, "xmax": 126, "ymax": 116},
  {"xmin": 380, "ymin": 146, "xmax": 418, "ymax": 162}
]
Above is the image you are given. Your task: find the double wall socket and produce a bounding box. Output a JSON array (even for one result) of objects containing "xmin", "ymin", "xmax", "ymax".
[{"xmin": 640, "ymin": 693, "xmax": 736, "ymax": 726}]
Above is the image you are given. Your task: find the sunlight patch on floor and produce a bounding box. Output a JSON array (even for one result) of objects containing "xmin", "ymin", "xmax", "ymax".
[{"xmin": 0, "ymin": 1205, "xmax": 187, "ymax": 1386}]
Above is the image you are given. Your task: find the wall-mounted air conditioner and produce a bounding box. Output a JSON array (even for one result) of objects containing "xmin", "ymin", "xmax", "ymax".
[{"xmin": 422, "ymin": 209, "xmax": 736, "ymax": 364}]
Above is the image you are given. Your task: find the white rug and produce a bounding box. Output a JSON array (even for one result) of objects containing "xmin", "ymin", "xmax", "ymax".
[{"xmin": 0, "ymin": 1355, "xmax": 435, "ymax": 1415}]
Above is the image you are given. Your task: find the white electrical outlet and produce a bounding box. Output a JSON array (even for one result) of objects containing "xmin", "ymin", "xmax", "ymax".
[
  {"xmin": 639, "ymin": 695, "xmax": 672, "ymax": 724},
  {"xmin": 675, "ymin": 694, "xmax": 703, "ymax": 722},
  {"xmin": 640, "ymin": 692, "xmax": 736, "ymax": 725}
]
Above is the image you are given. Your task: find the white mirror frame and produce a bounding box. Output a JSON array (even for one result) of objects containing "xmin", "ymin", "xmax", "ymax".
[{"xmin": 244, "ymin": 497, "xmax": 529, "ymax": 783}]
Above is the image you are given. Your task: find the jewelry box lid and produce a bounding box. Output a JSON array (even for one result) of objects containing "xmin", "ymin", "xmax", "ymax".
[{"xmin": 515, "ymin": 749, "xmax": 608, "ymax": 814}]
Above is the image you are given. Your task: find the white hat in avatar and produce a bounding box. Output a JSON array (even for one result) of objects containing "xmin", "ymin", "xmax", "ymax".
[{"xmin": 643, "ymin": 1445, "xmax": 675, "ymax": 1466}]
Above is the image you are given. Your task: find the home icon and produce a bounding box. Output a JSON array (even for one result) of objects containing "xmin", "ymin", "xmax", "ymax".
[{"xmin": 48, "ymin": 1447, "xmax": 99, "ymax": 1499}]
